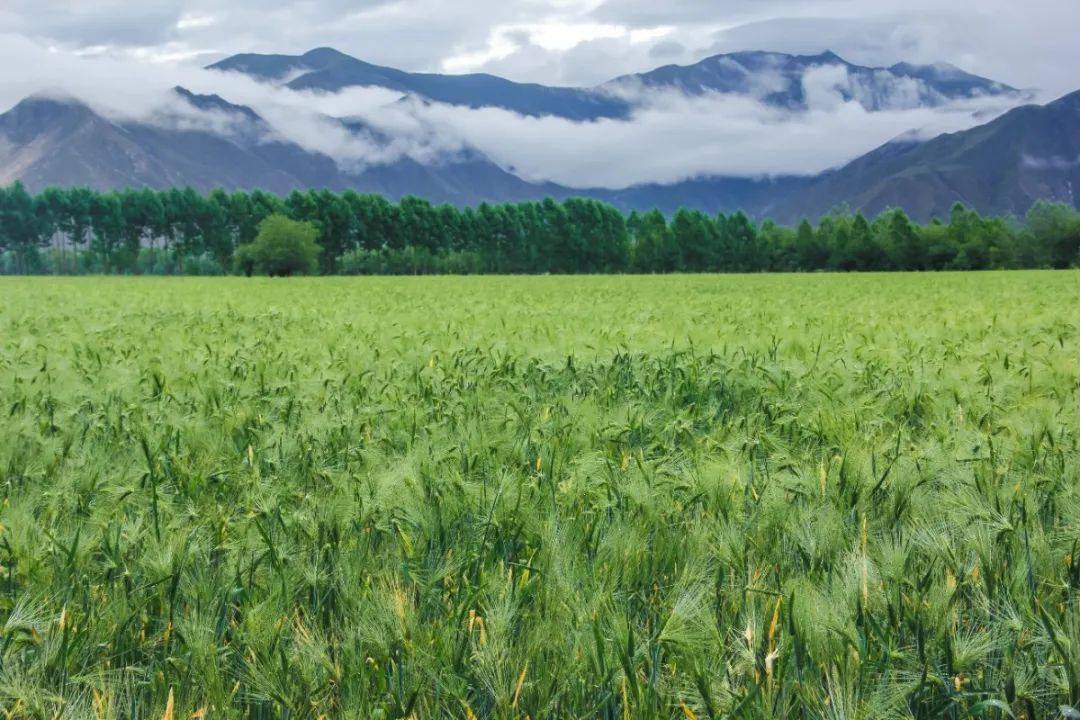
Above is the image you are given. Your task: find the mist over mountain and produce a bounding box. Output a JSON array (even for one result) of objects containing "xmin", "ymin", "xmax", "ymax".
[
  {"xmin": 776, "ymin": 89, "xmax": 1080, "ymax": 222},
  {"xmin": 0, "ymin": 89, "xmax": 562, "ymax": 205},
  {"xmin": 209, "ymin": 47, "xmax": 1027, "ymax": 120},
  {"xmin": 603, "ymin": 51, "xmax": 1024, "ymax": 111},
  {"xmin": 209, "ymin": 48, "xmax": 632, "ymax": 120},
  {"xmin": 0, "ymin": 46, "xmax": 1074, "ymax": 221}
]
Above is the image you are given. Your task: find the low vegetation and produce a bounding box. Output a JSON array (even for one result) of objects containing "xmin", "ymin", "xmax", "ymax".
[
  {"xmin": 1, "ymin": 183, "xmax": 1079, "ymax": 276},
  {"xmin": 0, "ymin": 272, "xmax": 1077, "ymax": 718},
  {"xmin": 233, "ymin": 215, "xmax": 322, "ymax": 277}
]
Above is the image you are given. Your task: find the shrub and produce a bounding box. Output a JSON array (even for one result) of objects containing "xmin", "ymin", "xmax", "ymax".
[{"xmin": 238, "ymin": 214, "xmax": 321, "ymax": 277}]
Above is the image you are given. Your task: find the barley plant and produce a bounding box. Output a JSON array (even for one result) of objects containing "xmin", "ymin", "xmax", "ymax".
[{"xmin": 0, "ymin": 272, "xmax": 1077, "ymax": 719}]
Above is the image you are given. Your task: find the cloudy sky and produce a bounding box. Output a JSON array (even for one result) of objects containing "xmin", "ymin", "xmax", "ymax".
[
  {"xmin": 2, "ymin": 0, "xmax": 1077, "ymax": 92},
  {"xmin": 2, "ymin": 1, "xmax": 1078, "ymax": 188}
]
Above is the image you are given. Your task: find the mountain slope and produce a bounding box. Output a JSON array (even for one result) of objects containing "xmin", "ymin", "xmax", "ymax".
[
  {"xmin": 0, "ymin": 91, "xmax": 781, "ymax": 213},
  {"xmin": 605, "ymin": 51, "xmax": 1023, "ymax": 111},
  {"xmin": 0, "ymin": 95, "xmax": 304, "ymax": 193},
  {"xmin": 210, "ymin": 48, "xmax": 630, "ymax": 120},
  {"xmin": 2, "ymin": 79, "xmax": 1076, "ymax": 221},
  {"xmin": 589, "ymin": 175, "xmax": 809, "ymax": 217},
  {"xmin": 776, "ymin": 90, "xmax": 1080, "ymax": 222},
  {"xmin": 0, "ymin": 91, "xmax": 562, "ymax": 205},
  {"xmin": 210, "ymin": 47, "xmax": 1023, "ymax": 119}
]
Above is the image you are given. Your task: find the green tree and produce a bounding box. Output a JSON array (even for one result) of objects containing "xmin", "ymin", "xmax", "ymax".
[
  {"xmin": 238, "ymin": 214, "xmax": 321, "ymax": 277},
  {"xmin": 671, "ymin": 208, "xmax": 715, "ymax": 271},
  {"xmin": 1026, "ymin": 201, "xmax": 1080, "ymax": 268},
  {"xmin": 0, "ymin": 182, "xmax": 48, "ymax": 273},
  {"xmin": 845, "ymin": 213, "xmax": 883, "ymax": 270},
  {"xmin": 795, "ymin": 219, "xmax": 830, "ymax": 270},
  {"xmin": 885, "ymin": 209, "xmax": 924, "ymax": 270},
  {"xmin": 629, "ymin": 210, "xmax": 673, "ymax": 273},
  {"xmin": 727, "ymin": 211, "xmax": 763, "ymax": 271}
]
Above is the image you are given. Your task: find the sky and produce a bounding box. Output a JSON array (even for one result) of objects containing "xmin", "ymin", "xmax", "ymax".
[
  {"xmin": 2, "ymin": 0, "xmax": 1077, "ymax": 91},
  {"xmin": 1, "ymin": 1, "xmax": 1079, "ymax": 188}
]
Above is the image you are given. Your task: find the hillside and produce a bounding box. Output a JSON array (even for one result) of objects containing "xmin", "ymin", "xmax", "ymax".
[
  {"xmin": 605, "ymin": 51, "xmax": 1021, "ymax": 111},
  {"xmin": 0, "ymin": 49, "xmax": 1074, "ymax": 220},
  {"xmin": 0, "ymin": 91, "xmax": 560, "ymax": 205},
  {"xmin": 210, "ymin": 47, "xmax": 631, "ymax": 120},
  {"xmin": 210, "ymin": 47, "xmax": 1024, "ymax": 119},
  {"xmin": 777, "ymin": 89, "xmax": 1080, "ymax": 221}
]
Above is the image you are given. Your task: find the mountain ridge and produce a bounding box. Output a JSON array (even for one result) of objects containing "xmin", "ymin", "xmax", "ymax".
[
  {"xmin": 603, "ymin": 50, "xmax": 1023, "ymax": 111},
  {"xmin": 773, "ymin": 89, "xmax": 1080, "ymax": 221},
  {"xmin": 1, "ymin": 50, "xmax": 1075, "ymax": 221},
  {"xmin": 209, "ymin": 46, "xmax": 1026, "ymax": 119},
  {"xmin": 0, "ymin": 91, "xmax": 567, "ymax": 205},
  {"xmin": 210, "ymin": 48, "xmax": 632, "ymax": 120}
]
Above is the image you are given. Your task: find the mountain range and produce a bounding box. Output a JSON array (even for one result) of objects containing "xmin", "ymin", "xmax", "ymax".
[
  {"xmin": 1, "ymin": 47, "xmax": 1076, "ymax": 222},
  {"xmin": 210, "ymin": 47, "xmax": 1022, "ymax": 117}
]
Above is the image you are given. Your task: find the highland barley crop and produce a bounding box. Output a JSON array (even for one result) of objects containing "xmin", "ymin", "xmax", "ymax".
[{"xmin": 0, "ymin": 272, "xmax": 1078, "ymax": 719}]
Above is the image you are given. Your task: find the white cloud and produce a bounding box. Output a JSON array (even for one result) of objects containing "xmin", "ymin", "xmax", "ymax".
[
  {"xmin": 262, "ymin": 64, "xmax": 1021, "ymax": 187},
  {"xmin": 400, "ymin": 83, "xmax": 1017, "ymax": 187},
  {"xmin": 2, "ymin": 0, "xmax": 1078, "ymax": 94},
  {"xmin": 0, "ymin": 19, "xmax": 1054, "ymax": 189},
  {"xmin": 176, "ymin": 14, "xmax": 216, "ymax": 30},
  {"xmin": 0, "ymin": 35, "xmax": 464, "ymax": 172},
  {"xmin": 1021, "ymin": 154, "xmax": 1080, "ymax": 171}
]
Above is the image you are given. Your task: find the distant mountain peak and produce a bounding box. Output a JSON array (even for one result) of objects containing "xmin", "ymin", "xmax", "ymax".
[
  {"xmin": 890, "ymin": 60, "xmax": 964, "ymax": 75},
  {"xmin": 672, "ymin": 49, "xmax": 849, "ymax": 71},
  {"xmin": 9, "ymin": 93, "xmax": 91, "ymax": 113},
  {"xmin": 208, "ymin": 46, "xmax": 1021, "ymax": 120},
  {"xmin": 0, "ymin": 94, "xmax": 106, "ymax": 144},
  {"xmin": 607, "ymin": 49, "xmax": 1021, "ymax": 111},
  {"xmin": 301, "ymin": 47, "xmax": 353, "ymax": 64},
  {"xmin": 805, "ymin": 50, "xmax": 844, "ymax": 63},
  {"xmin": 209, "ymin": 47, "xmax": 631, "ymax": 120},
  {"xmin": 172, "ymin": 86, "xmax": 263, "ymax": 123}
]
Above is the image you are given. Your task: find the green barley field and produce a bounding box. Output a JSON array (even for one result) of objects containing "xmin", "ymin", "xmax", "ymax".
[{"xmin": 0, "ymin": 273, "xmax": 1078, "ymax": 719}]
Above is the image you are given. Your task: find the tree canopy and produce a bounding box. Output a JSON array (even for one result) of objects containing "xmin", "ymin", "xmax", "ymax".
[
  {"xmin": 236, "ymin": 214, "xmax": 321, "ymax": 277},
  {"xmin": 1, "ymin": 183, "xmax": 1078, "ymax": 276}
]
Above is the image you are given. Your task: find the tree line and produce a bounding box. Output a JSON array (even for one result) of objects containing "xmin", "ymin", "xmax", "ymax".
[{"xmin": 1, "ymin": 182, "xmax": 1078, "ymax": 275}]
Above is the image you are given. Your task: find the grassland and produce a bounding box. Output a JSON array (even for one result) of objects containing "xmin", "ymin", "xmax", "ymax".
[{"xmin": 0, "ymin": 272, "xmax": 1078, "ymax": 719}]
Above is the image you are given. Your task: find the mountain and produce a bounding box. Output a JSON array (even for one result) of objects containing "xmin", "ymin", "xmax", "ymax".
[
  {"xmin": 0, "ymin": 95, "xmax": 306, "ymax": 193},
  {"xmin": 605, "ymin": 51, "xmax": 1024, "ymax": 111},
  {"xmin": 209, "ymin": 48, "xmax": 631, "ymax": 120},
  {"xmin": 3, "ymin": 88, "xmax": 1078, "ymax": 221},
  {"xmin": 774, "ymin": 89, "xmax": 1080, "ymax": 222},
  {"xmin": 2, "ymin": 48, "xmax": 1074, "ymax": 221},
  {"xmin": 0, "ymin": 90, "xmax": 563, "ymax": 205},
  {"xmin": 210, "ymin": 47, "xmax": 1024, "ymax": 119},
  {"xmin": 0, "ymin": 89, "xmax": 797, "ymax": 215},
  {"xmin": 588, "ymin": 176, "xmax": 807, "ymax": 217}
]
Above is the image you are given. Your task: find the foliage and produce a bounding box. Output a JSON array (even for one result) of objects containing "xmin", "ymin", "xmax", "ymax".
[
  {"xmin": 0, "ymin": 272, "xmax": 1078, "ymax": 718},
  {"xmin": 1, "ymin": 183, "xmax": 1078, "ymax": 275},
  {"xmin": 238, "ymin": 214, "xmax": 322, "ymax": 277},
  {"xmin": 338, "ymin": 246, "xmax": 484, "ymax": 275}
]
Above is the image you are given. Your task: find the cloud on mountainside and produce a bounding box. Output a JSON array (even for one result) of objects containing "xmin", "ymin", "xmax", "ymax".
[
  {"xmin": 408, "ymin": 87, "xmax": 1013, "ymax": 187},
  {"xmin": 0, "ymin": 34, "xmax": 1028, "ymax": 189},
  {"xmin": 2, "ymin": 0, "xmax": 1077, "ymax": 188}
]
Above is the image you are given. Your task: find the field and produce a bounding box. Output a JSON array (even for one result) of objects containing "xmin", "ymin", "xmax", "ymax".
[{"xmin": 0, "ymin": 272, "xmax": 1078, "ymax": 719}]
